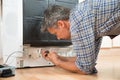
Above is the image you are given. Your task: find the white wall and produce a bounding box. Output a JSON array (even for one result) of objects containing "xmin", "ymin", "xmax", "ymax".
[
  {"xmin": 0, "ymin": 21, "xmax": 2, "ymax": 59},
  {"xmin": 0, "ymin": 0, "xmax": 2, "ymax": 59}
]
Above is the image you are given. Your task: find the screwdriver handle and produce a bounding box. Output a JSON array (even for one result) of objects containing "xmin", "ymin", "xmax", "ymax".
[{"xmin": 45, "ymin": 50, "xmax": 49, "ymax": 57}]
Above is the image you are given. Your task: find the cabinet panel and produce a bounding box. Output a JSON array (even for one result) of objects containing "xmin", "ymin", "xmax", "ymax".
[
  {"xmin": 112, "ymin": 35, "xmax": 120, "ymax": 47},
  {"xmin": 101, "ymin": 36, "xmax": 112, "ymax": 48}
]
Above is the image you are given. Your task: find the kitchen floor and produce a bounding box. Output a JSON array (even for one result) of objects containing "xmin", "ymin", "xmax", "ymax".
[
  {"xmin": 96, "ymin": 48, "xmax": 120, "ymax": 80},
  {"xmin": 0, "ymin": 48, "xmax": 120, "ymax": 80}
]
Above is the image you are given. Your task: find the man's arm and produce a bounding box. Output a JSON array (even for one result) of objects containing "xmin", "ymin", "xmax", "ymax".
[
  {"xmin": 58, "ymin": 56, "xmax": 76, "ymax": 62},
  {"xmin": 41, "ymin": 50, "xmax": 85, "ymax": 74},
  {"xmin": 56, "ymin": 56, "xmax": 86, "ymax": 74}
]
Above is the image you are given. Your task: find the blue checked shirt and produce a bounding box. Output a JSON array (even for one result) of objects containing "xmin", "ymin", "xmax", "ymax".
[{"xmin": 70, "ymin": 0, "xmax": 120, "ymax": 74}]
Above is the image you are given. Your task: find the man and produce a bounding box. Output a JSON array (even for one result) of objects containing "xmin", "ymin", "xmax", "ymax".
[{"xmin": 41, "ymin": 0, "xmax": 120, "ymax": 74}]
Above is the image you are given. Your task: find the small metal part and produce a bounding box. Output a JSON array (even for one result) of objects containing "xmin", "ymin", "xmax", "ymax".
[{"xmin": 45, "ymin": 50, "xmax": 49, "ymax": 57}]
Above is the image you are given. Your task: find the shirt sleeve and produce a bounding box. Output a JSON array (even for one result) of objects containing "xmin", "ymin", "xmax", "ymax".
[{"xmin": 70, "ymin": 4, "xmax": 102, "ymax": 74}]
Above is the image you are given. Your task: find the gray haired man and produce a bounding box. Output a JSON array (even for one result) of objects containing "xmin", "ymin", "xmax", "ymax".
[{"xmin": 41, "ymin": 0, "xmax": 120, "ymax": 74}]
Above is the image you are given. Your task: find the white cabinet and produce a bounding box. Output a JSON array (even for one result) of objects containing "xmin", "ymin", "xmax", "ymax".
[
  {"xmin": 0, "ymin": 0, "xmax": 2, "ymax": 59},
  {"xmin": 101, "ymin": 36, "xmax": 112, "ymax": 48},
  {"xmin": 2, "ymin": 0, "xmax": 23, "ymax": 66},
  {"xmin": 101, "ymin": 35, "xmax": 120, "ymax": 48},
  {"xmin": 112, "ymin": 35, "xmax": 120, "ymax": 47}
]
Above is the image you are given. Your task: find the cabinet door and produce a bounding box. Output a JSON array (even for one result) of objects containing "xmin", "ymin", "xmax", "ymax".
[
  {"xmin": 101, "ymin": 36, "xmax": 112, "ymax": 48},
  {"xmin": 112, "ymin": 35, "xmax": 120, "ymax": 47}
]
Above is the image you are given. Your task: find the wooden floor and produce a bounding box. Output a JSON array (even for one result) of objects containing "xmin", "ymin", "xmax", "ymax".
[{"xmin": 0, "ymin": 48, "xmax": 120, "ymax": 80}]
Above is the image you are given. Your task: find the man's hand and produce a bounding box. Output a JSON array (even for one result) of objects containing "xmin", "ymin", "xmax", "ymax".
[{"xmin": 41, "ymin": 50, "xmax": 60, "ymax": 65}]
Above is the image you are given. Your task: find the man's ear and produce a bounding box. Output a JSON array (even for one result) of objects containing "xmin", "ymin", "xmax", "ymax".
[{"xmin": 57, "ymin": 20, "xmax": 65, "ymax": 29}]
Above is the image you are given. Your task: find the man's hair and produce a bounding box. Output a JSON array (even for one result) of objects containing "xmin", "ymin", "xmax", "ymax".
[{"xmin": 41, "ymin": 5, "xmax": 70, "ymax": 32}]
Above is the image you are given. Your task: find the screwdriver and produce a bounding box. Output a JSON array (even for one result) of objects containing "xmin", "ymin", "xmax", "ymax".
[{"xmin": 45, "ymin": 50, "xmax": 49, "ymax": 57}]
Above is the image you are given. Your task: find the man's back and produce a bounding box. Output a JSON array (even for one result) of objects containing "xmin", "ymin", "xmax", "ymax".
[{"xmin": 69, "ymin": 0, "xmax": 120, "ymax": 74}]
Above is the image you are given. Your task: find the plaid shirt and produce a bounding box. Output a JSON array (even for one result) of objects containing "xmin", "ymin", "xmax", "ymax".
[{"xmin": 70, "ymin": 0, "xmax": 120, "ymax": 74}]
